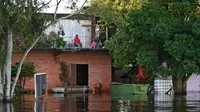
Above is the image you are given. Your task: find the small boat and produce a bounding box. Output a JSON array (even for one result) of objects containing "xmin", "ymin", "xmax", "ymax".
[
  {"xmin": 110, "ymin": 82, "xmax": 149, "ymax": 97},
  {"xmin": 52, "ymin": 86, "xmax": 89, "ymax": 93}
]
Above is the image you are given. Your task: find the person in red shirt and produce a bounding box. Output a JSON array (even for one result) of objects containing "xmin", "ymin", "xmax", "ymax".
[
  {"xmin": 73, "ymin": 35, "xmax": 80, "ymax": 47},
  {"xmin": 136, "ymin": 65, "xmax": 149, "ymax": 83}
]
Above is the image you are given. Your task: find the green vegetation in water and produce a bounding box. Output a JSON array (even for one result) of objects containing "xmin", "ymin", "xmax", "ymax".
[{"xmin": 12, "ymin": 62, "xmax": 36, "ymax": 95}]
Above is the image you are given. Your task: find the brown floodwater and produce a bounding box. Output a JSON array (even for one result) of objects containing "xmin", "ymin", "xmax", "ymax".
[{"xmin": 0, "ymin": 93, "xmax": 200, "ymax": 112}]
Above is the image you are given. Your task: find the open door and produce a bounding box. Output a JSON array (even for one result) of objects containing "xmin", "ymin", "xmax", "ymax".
[
  {"xmin": 70, "ymin": 64, "xmax": 76, "ymax": 87},
  {"xmin": 69, "ymin": 64, "xmax": 89, "ymax": 86},
  {"xmin": 76, "ymin": 64, "xmax": 88, "ymax": 86}
]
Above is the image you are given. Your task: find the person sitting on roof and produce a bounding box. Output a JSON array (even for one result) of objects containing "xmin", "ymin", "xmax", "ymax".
[{"xmin": 91, "ymin": 40, "xmax": 97, "ymax": 49}]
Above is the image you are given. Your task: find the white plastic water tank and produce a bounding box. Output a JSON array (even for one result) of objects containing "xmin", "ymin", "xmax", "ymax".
[{"xmin": 154, "ymin": 79, "xmax": 173, "ymax": 94}]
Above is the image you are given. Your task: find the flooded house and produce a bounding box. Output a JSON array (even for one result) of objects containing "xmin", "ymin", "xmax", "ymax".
[{"xmin": 12, "ymin": 14, "xmax": 112, "ymax": 93}]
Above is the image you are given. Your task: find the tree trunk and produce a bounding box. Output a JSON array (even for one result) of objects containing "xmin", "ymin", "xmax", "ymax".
[
  {"xmin": 0, "ymin": 64, "xmax": 6, "ymax": 102},
  {"xmin": 172, "ymin": 76, "xmax": 187, "ymax": 95},
  {"xmin": 0, "ymin": 103, "xmax": 14, "ymax": 112},
  {"xmin": 173, "ymin": 95, "xmax": 187, "ymax": 111},
  {"xmin": 0, "ymin": 68, "xmax": 3, "ymax": 100},
  {"xmin": 22, "ymin": 76, "xmax": 26, "ymax": 93},
  {"xmin": 4, "ymin": 26, "xmax": 13, "ymax": 102}
]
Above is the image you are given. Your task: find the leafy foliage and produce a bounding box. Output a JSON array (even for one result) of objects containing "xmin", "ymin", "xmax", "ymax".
[
  {"xmin": 35, "ymin": 31, "xmax": 66, "ymax": 49},
  {"xmin": 105, "ymin": 2, "xmax": 173, "ymax": 68},
  {"xmin": 0, "ymin": 0, "xmax": 52, "ymax": 50},
  {"xmin": 105, "ymin": 0, "xmax": 200, "ymax": 77},
  {"xmin": 11, "ymin": 62, "xmax": 35, "ymax": 93},
  {"xmin": 16, "ymin": 12, "xmax": 52, "ymax": 48},
  {"xmin": 87, "ymin": 0, "xmax": 147, "ymax": 27},
  {"xmin": 12, "ymin": 62, "xmax": 35, "ymax": 78}
]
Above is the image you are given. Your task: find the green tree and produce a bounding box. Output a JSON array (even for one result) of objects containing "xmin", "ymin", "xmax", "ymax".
[
  {"xmin": 87, "ymin": 0, "xmax": 148, "ymax": 40},
  {"xmin": 105, "ymin": 0, "xmax": 200, "ymax": 94},
  {"xmin": 0, "ymin": 0, "xmax": 88, "ymax": 102},
  {"xmin": 0, "ymin": 0, "xmax": 52, "ymax": 102},
  {"xmin": 88, "ymin": 0, "xmax": 147, "ymax": 27}
]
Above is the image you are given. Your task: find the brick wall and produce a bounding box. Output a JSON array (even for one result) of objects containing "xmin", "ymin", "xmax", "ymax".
[{"xmin": 12, "ymin": 50, "xmax": 112, "ymax": 93}]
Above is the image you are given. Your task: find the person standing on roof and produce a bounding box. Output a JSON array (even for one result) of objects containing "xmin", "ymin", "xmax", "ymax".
[{"xmin": 73, "ymin": 34, "xmax": 81, "ymax": 47}]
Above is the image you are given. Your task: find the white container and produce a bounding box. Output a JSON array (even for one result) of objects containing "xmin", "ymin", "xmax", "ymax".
[{"xmin": 154, "ymin": 79, "xmax": 173, "ymax": 94}]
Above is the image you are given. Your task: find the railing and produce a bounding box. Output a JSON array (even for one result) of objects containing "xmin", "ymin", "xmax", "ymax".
[
  {"xmin": 63, "ymin": 36, "xmax": 92, "ymax": 48},
  {"xmin": 33, "ymin": 36, "xmax": 104, "ymax": 49}
]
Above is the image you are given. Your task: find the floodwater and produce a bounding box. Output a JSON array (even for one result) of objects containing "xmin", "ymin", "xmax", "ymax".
[{"xmin": 0, "ymin": 93, "xmax": 200, "ymax": 112}]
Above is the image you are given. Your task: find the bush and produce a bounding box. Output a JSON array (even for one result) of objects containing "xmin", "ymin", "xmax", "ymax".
[
  {"xmin": 12, "ymin": 62, "xmax": 35, "ymax": 78},
  {"xmin": 11, "ymin": 62, "xmax": 36, "ymax": 93}
]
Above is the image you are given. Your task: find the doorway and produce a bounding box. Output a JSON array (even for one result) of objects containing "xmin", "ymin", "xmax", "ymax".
[{"xmin": 76, "ymin": 64, "xmax": 88, "ymax": 86}]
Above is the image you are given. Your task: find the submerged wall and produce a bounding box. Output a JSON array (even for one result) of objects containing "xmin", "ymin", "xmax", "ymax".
[{"xmin": 12, "ymin": 49, "xmax": 112, "ymax": 93}]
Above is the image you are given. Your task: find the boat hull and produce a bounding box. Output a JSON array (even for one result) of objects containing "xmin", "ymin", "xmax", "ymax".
[{"xmin": 110, "ymin": 83, "xmax": 149, "ymax": 97}]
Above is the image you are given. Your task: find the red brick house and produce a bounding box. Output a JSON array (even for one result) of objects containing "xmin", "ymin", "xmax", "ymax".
[{"xmin": 12, "ymin": 49, "xmax": 112, "ymax": 93}]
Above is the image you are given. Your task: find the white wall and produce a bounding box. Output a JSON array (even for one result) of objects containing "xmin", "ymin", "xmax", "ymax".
[
  {"xmin": 187, "ymin": 74, "xmax": 200, "ymax": 92},
  {"xmin": 45, "ymin": 20, "xmax": 92, "ymax": 48}
]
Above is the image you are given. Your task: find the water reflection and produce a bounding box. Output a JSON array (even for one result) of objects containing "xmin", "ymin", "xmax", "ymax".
[
  {"xmin": 34, "ymin": 100, "xmax": 42, "ymax": 112},
  {"xmin": 34, "ymin": 99, "xmax": 48, "ymax": 112},
  {"xmin": 111, "ymin": 95, "xmax": 151, "ymax": 112},
  {"xmin": 154, "ymin": 93, "xmax": 200, "ymax": 112},
  {"xmin": 111, "ymin": 93, "xmax": 200, "ymax": 112},
  {"xmin": 154, "ymin": 93, "xmax": 173, "ymax": 112},
  {"xmin": 0, "ymin": 103, "xmax": 14, "ymax": 112},
  {"xmin": 58, "ymin": 94, "xmax": 88, "ymax": 112},
  {"xmin": 0, "ymin": 93, "xmax": 200, "ymax": 112},
  {"xmin": 88, "ymin": 93, "xmax": 111, "ymax": 112}
]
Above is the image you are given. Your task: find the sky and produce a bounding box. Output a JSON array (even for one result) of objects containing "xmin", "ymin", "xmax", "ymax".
[{"xmin": 41, "ymin": 0, "xmax": 89, "ymax": 13}]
